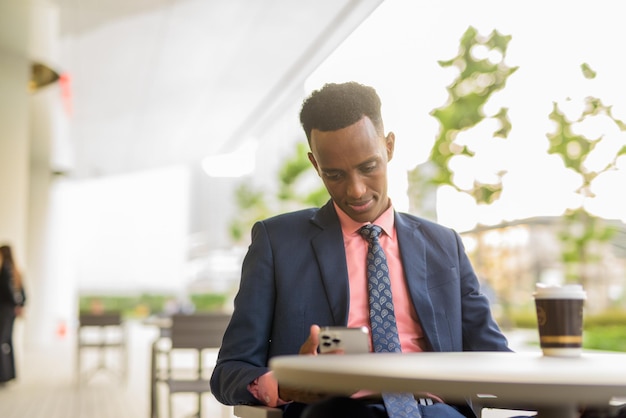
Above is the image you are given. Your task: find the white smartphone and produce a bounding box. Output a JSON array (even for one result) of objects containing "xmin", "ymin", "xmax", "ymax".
[{"xmin": 318, "ymin": 326, "xmax": 370, "ymax": 354}]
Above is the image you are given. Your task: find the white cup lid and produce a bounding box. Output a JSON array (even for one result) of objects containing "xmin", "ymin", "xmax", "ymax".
[{"xmin": 533, "ymin": 283, "xmax": 586, "ymax": 299}]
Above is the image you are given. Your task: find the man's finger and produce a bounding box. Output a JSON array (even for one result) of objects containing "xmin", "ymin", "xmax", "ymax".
[{"xmin": 299, "ymin": 324, "xmax": 321, "ymax": 355}]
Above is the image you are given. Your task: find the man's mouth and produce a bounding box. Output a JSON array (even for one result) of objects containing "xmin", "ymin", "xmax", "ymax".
[{"xmin": 348, "ymin": 200, "xmax": 373, "ymax": 213}]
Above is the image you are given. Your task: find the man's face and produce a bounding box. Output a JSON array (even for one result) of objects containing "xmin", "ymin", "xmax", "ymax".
[{"xmin": 308, "ymin": 116, "xmax": 395, "ymax": 224}]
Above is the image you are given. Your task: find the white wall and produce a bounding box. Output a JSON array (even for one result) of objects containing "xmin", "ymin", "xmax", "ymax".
[{"xmin": 64, "ymin": 165, "xmax": 191, "ymax": 294}]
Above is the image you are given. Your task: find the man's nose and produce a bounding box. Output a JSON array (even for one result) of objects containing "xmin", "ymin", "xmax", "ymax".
[{"xmin": 346, "ymin": 176, "xmax": 366, "ymax": 198}]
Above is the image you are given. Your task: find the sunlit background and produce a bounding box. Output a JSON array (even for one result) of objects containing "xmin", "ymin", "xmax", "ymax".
[
  {"xmin": 308, "ymin": 0, "xmax": 626, "ymax": 231},
  {"xmin": 2, "ymin": 0, "xmax": 625, "ymax": 348},
  {"xmin": 2, "ymin": 2, "xmax": 626, "ymax": 417}
]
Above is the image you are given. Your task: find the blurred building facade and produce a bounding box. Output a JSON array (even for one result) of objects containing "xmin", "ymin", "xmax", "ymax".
[{"xmin": 462, "ymin": 217, "xmax": 626, "ymax": 316}]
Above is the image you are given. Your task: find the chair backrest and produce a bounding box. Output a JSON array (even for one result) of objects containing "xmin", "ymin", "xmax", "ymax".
[
  {"xmin": 169, "ymin": 312, "xmax": 231, "ymax": 350},
  {"xmin": 79, "ymin": 311, "xmax": 122, "ymax": 327}
]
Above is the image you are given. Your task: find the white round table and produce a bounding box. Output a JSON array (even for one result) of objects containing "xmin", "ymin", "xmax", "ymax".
[{"xmin": 270, "ymin": 351, "xmax": 626, "ymax": 417}]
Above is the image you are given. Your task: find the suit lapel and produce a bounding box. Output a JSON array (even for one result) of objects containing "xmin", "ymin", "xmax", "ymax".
[
  {"xmin": 395, "ymin": 213, "xmax": 441, "ymax": 351},
  {"xmin": 310, "ymin": 202, "xmax": 350, "ymax": 325}
]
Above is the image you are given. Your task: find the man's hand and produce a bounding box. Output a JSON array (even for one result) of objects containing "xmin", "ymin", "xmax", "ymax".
[
  {"xmin": 277, "ymin": 324, "xmax": 347, "ymax": 403},
  {"xmin": 299, "ymin": 324, "xmax": 321, "ymax": 355},
  {"xmin": 252, "ymin": 326, "xmax": 331, "ymax": 406}
]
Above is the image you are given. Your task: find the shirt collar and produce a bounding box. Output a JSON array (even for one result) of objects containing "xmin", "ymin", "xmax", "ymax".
[{"xmin": 333, "ymin": 200, "xmax": 395, "ymax": 238}]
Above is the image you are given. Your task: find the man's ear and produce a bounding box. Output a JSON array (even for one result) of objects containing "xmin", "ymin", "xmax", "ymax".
[
  {"xmin": 385, "ymin": 132, "xmax": 396, "ymax": 161},
  {"xmin": 308, "ymin": 152, "xmax": 320, "ymax": 174}
]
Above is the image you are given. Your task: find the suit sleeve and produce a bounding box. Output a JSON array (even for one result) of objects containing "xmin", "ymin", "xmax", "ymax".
[{"xmin": 210, "ymin": 221, "xmax": 277, "ymax": 405}]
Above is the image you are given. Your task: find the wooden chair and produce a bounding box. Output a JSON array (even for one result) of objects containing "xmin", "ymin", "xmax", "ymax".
[
  {"xmin": 76, "ymin": 311, "xmax": 127, "ymax": 384},
  {"xmin": 155, "ymin": 312, "xmax": 231, "ymax": 418}
]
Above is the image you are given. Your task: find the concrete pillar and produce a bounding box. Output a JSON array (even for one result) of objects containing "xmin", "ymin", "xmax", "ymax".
[
  {"xmin": 26, "ymin": 1, "xmax": 73, "ymax": 346},
  {"xmin": 2, "ymin": 0, "xmax": 71, "ymax": 347},
  {"xmin": 0, "ymin": 0, "xmax": 31, "ymax": 261}
]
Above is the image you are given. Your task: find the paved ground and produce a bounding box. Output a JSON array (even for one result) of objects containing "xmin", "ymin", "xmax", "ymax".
[{"xmin": 0, "ymin": 319, "xmax": 233, "ymax": 418}]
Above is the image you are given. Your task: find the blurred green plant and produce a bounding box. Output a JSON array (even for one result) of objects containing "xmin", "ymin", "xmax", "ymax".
[
  {"xmin": 406, "ymin": 26, "xmax": 519, "ymax": 324},
  {"xmin": 79, "ymin": 292, "xmax": 227, "ymax": 318},
  {"xmin": 509, "ymin": 308, "xmax": 626, "ymax": 352},
  {"xmin": 229, "ymin": 142, "xmax": 328, "ymax": 242},
  {"xmin": 229, "ymin": 183, "xmax": 272, "ymax": 242},
  {"xmin": 189, "ymin": 293, "xmax": 228, "ymax": 312},
  {"xmin": 79, "ymin": 293, "xmax": 172, "ymax": 317},
  {"xmin": 584, "ymin": 326, "xmax": 626, "ymax": 352},
  {"xmin": 407, "ymin": 26, "xmax": 518, "ymax": 220},
  {"xmin": 547, "ymin": 63, "xmax": 626, "ymax": 286}
]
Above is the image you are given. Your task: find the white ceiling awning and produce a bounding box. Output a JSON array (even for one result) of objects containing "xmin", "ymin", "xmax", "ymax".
[{"xmin": 44, "ymin": 0, "xmax": 384, "ymax": 178}]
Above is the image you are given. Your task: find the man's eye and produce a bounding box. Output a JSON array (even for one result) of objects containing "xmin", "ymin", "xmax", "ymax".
[
  {"xmin": 362, "ymin": 164, "xmax": 376, "ymax": 173},
  {"xmin": 323, "ymin": 172, "xmax": 342, "ymax": 181}
]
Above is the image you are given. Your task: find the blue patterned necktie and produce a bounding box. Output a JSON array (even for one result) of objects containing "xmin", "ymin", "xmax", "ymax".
[{"xmin": 360, "ymin": 224, "xmax": 422, "ymax": 418}]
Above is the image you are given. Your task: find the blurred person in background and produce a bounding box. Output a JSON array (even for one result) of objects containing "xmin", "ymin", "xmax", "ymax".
[{"xmin": 0, "ymin": 244, "xmax": 26, "ymax": 385}]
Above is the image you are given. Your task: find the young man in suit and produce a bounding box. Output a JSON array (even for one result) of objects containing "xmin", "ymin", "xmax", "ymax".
[{"xmin": 210, "ymin": 82, "xmax": 513, "ymax": 418}]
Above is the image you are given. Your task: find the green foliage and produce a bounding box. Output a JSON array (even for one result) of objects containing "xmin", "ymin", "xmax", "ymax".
[
  {"xmin": 546, "ymin": 64, "xmax": 626, "ymax": 285},
  {"xmin": 547, "ymin": 65, "xmax": 626, "ymax": 196},
  {"xmin": 305, "ymin": 186, "xmax": 332, "ymax": 208},
  {"xmin": 558, "ymin": 208, "xmax": 617, "ymax": 268},
  {"xmin": 189, "ymin": 293, "xmax": 228, "ymax": 312},
  {"xmin": 234, "ymin": 183, "xmax": 267, "ymax": 210},
  {"xmin": 276, "ymin": 142, "xmax": 330, "ymax": 207},
  {"xmin": 584, "ymin": 326, "xmax": 626, "ymax": 352},
  {"xmin": 584, "ymin": 309, "xmax": 626, "ymax": 327},
  {"xmin": 547, "ymin": 102, "xmax": 600, "ymax": 176},
  {"xmin": 492, "ymin": 107, "xmax": 512, "ymax": 138},
  {"xmin": 79, "ymin": 292, "xmax": 228, "ymax": 317},
  {"xmin": 277, "ymin": 142, "xmax": 314, "ymax": 201},
  {"xmin": 229, "ymin": 141, "xmax": 328, "ymax": 242},
  {"xmin": 508, "ymin": 309, "xmax": 626, "ymax": 352},
  {"xmin": 79, "ymin": 293, "xmax": 173, "ymax": 317},
  {"xmin": 408, "ymin": 26, "xmax": 517, "ymax": 217},
  {"xmin": 137, "ymin": 293, "xmax": 173, "ymax": 311},
  {"xmin": 507, "ymin": 309, "xmax": 538, "ymax": 329},
  {"xmin": 584, "ymin": 311, "xmax": 626, "ymax": 351},
  {"xmin": 429, "ymin": 26, "xmax": 517, "ymax": 194},
  {"xmin": 229, "ymin": 183, "xmax": 272, "ymax": 242},
  {"xmin": 79, "ymin": 295, "xmax": 123, "ymax": 312},
  {"xmin": 581, "ymin": 62, "xmax": 597, "ymax": 79}
]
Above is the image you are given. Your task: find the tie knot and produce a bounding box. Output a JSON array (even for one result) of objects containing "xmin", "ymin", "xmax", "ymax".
[{"xmin": 359, "ymin": 224, "xmax": 382, "ymax": 244}]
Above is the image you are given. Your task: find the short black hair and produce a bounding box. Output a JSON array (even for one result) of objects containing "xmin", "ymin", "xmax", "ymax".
[{"xmin": 299, "ymin": 82, "xmax": 383, "ymax": 143}]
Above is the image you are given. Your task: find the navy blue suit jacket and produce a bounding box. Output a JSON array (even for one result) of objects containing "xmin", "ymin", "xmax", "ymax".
[{"xmin": 210, "ymin": 201, "xmax": 510, "ymax": 408}]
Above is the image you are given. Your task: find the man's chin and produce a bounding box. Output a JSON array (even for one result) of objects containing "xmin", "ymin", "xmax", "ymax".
[{"xmin": 345, "ymin": 209, "xmax": 375, "ymax": 224}]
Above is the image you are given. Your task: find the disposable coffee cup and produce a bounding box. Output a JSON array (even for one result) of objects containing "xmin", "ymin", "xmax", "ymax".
[{"xmin": 533, "ymin": 283, "xmax": 586, "ymax": 357}]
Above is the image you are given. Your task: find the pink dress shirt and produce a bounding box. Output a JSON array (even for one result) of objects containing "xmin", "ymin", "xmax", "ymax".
[{"xmin": 335, "ymin": 202, "xmax": 427, "ymax": 353}]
